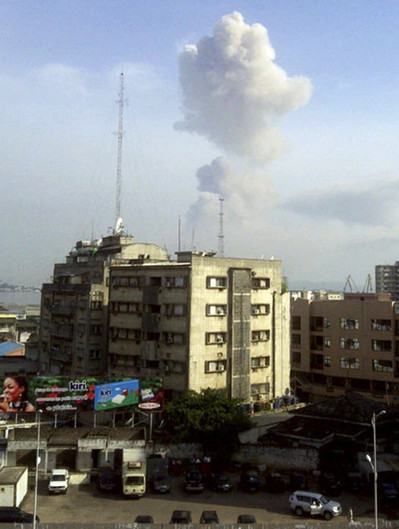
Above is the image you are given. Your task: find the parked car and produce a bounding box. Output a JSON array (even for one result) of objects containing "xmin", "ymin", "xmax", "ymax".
[
  {"xmin": 379, "ymin": 482, "xmax": 399, "ymax": 504},
  {"xmin": 48, "ymin": 468, "xmax": 69, "ymax": 494},
  {"xmin": 134, "ymin": 515, "xmax": 154, "ymax": 524},
  {"xmin": 170, "ymin": 511, "xmax": 192, "ymax": 524},
  {"xmin": 152, "ymin": 473, "xmax": 171, "ymax": 493},
  {"xmin": 290, "ymin": 471, "xmax": 308, "ymax": 490},
  {"xmin": 97, "ymin": 467, "xmax": 118, "ymax": 491},
  {"xmin": 345, "ymin": 470, "xmax": 362, "ymax": 491},
  {"xmin": 264, "ymin": 470, "xmax": 286, "ymax": 492},
  {"xmin": 199, "ymin": 511, "xmax": 219, "ymax": 524},
  {"xmin": 237, "ymin": 514, "xmax": 257, "ymax": 523},
  {"xmin": 0, "ymin": 507, "xmax": 39, "ymax": 523},
  {"xmin": 289, "ymin": 491, "xmax": 342, "ymax": 520},
  {"xmin": 184, "ymin": 470, "xmax": 204, "ymax": 492},
  {"xmin": 207, "ymin": 471, "xmax": 233, "ymax": 492},
  {"xmin": 320, "ymin": 472, "xmax": 342, "ymax": 496},
  {"xmin": 239, "ymin": 469, "xmax": 261, "ymax": 492}
]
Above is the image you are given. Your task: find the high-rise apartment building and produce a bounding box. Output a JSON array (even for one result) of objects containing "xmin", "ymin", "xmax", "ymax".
[
  {"xmin": 108, "ymin": 251, "xmax": 290, "ymax": 400},
  {"xmin": 40, "ymin": 237, "xmax": 290, "ymax": 403},
  {"xmin": 376, "ymin": 262, "xmax": 399, "ymax": 301},
  {"xmin": 39, "ymin": 234, "xmax": 169, "ymax": 375},
  {"xmin": 291, "ymin": 292, "xmax": 399, "ymax": 405}
]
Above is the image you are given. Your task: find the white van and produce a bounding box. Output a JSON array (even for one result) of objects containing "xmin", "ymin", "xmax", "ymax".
[
  {"xmin": 48, "ymin": 469, "xmax": 69, "ymax": 494},
  {"xmin": 289, "ymin": 491, "xmax": 342, "ymax": 520}
]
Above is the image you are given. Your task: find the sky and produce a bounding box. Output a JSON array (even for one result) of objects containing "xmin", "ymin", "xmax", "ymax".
[{"xmin": 1, "ymin": 1, "xmax": 399, "ymax": 290}]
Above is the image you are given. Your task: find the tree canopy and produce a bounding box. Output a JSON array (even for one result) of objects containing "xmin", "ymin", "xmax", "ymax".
[{"xmin": 163, "ymin": 389, "xmax": 254, "ymax": 457}]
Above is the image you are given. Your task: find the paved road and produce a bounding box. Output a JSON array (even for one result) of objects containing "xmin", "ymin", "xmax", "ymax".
[{"xmin": 20, "ymin": 475, "xmax": 378, "ymax": 525}]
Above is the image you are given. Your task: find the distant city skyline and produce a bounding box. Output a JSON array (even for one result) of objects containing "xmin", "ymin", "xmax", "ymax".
[{"xmin": 1, "ymin": 1, "xmax": 399, "ymax": 288}]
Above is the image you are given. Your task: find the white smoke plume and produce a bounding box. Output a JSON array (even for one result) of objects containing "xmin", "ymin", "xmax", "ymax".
[
  {"xmin": 175, "ymin": 11, "xmax": 313, "ymax": 162},
  {"xmin": 176, "ymin": 12, "xmax": 312, "ymax": 248}
]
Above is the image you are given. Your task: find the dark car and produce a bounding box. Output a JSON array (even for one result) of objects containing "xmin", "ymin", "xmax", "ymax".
[
  {"xmin": 134, "ymin": 515, "xmax": 154, "ymax": 524},
  {"xmin": 320, "ymin": 473, "xmax": 342, "ymax": 496},
  {"xmin": 199, "ymin": 511, "xmax": 219, "ymax": 524},
  {"xmin": 170, "ymin": 510, "xmax": 192, "ymax": 524},
  {"xmin": 184, "ymin": 470, "xmax": 204, "ymax": 492},
  {"xmin": 379, "ymin": 482, "xmax": 399, "ymax": 504},
  {"xmin": 97, "ymin": 467, "xmax": 118, "ymax": 491},
  {"xmin": 207, "ymin": 471, "xmax": 233, "ymax": 492},
  {"xmin": 240, "ymin": 470, "xmax": 261, "ymax": 492},
  {"xmin": 152, "ymin": 473, "xmax": 171, "ymax": 493},
  {"xmin": 237, "ymin": 514, "xmax": 257, "ymax": 524},
  {"xmin": 264, "ymin": 470, "xmax": 286, "ymax": 493},
  {"xmin": 0, "ymin": 507, "xmax": 39, "ymax": 524}
]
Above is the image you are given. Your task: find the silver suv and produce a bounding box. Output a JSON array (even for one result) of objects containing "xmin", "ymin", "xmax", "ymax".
[{"xmin": 289, "ymin": 491, "xmax": 342, "ymax": 520}]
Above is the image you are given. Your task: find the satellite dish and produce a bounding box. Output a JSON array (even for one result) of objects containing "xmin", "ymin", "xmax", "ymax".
[{"xmin": 115, "ymin": 217, "xmax": 124, "ymax": 234}]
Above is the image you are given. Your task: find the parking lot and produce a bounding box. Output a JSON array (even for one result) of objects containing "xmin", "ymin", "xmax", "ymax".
[{"xmin": 20, "ymin": 473, "xmax": 379, "ymax": 525}]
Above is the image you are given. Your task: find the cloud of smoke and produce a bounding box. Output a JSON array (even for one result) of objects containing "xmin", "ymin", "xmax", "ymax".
[
  {"xmin": 175, "ymin": 12, "xmax": 312, "ymax": 248},
  {"xmin": 175, "ymin": 11, "xmax": 312, "ymax": 161}
]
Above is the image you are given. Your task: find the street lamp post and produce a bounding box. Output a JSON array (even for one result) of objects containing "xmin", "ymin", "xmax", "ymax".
[
  {"xmin": 33, "ymin": 410, "xmax": 42, "ymax": 529},
  {"xmin": 366, "ymin": 410, "xmax": 386, "ymax": 529}
]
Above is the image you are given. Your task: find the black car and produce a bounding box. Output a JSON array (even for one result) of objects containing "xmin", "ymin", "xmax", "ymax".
[
  {"xmin": 170, "ymin": 510, "xmax": 192, "ymax": 524},
  {"xmin": 240, "ymin": 470, "xmax": 261, "ymax": 492},
  {"xmin": 0, "ymin": 507, "xmax": 39, "ymax": 523},
  {"xmin": 199, "ymin": 511, "xmax": 219, "ymax": 524},
  {"xmin": 184, "ymin": 470, "xmax": 204, "ymax": 492},
  {"xmin": 97, "ymin": 467, "xmax": 118, "ymax": 491},
  {"xmin": 152, "ymin": 473, "xmax": 171, "ymax": 493},
  {"xmin": 134, "ymin": 515, "xmax": 154, "ymax": 524},
  {"xmin": 207, "ymin": 471, "xmax": 233, "ymax": 492},
  {"xmin": 320, "ymin": 472, "xmax": 342, "ymax": 496},
  {"xmin": 264, "ymin": 471, "xmax": 286, "ymax": 493},
  {"xmin": 237, "ymin": 514, "xmax": 257, "ymax": 523}
]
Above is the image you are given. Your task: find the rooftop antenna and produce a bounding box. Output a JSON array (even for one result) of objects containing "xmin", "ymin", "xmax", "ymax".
[
  {"xmin": 178, "ymin": 215, "xmax": 181, "ymax": 252},
  {"xmin": 218, "ymin": 197, "xmax": 224, "ymax": 257},
  {"xmin": 114, "ymin": 72, "xmax": 125, "ymax": 232}
]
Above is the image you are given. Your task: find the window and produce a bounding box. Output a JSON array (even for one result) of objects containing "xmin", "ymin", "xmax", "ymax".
[
  {"xmin": 163, "ymin": 332, "xmax": 186, "ymax": 344},
  {"xmin": 252, "ymin": 304, "xmax": 270, "ymax": 315},
  {"xmin": 292, "ymin": 351, "xmax": 301, "ymax": 364},
  {"xmin": 165, "ymin": 304, "xmax": 186, "ymax": 316},
  {"xmin": 110, "ymin": 327, "xmax": 141, "ymax": 340},
  {"xmin": 207, "ymin": 276, "xmax": 227, "ymax": 289},
  {"xmin": 251, "ymin": 277, "xmax": 270, "ymax": 289},
  {"xmin": 251, "ymin": 356, "xmax": 270, "ymax": 369},
  {"xmin": 340, "ymin": 337, "xmax": 360, "ymax": 350},
  {"xmin": 205, "ymin": 360, "xmax": 227, "ymax": 373},
  {"xmin": 310, "ymin": 335, "xmax": 323, "ymax": 350},
  {"xmin": 340, "ymin": 357, "xmax": 360, "ymax": 370},
  {"xmin": 340, "ymin": 318, "xmax": 359, "ymax": 330},
  {"xmin": 90, "ymin": 324, "xmax": 102, "ymax": 335},
  {"xmin": 251, "ymin": 383, "xmax": 270, "ymax": 395},
  {"xmin": 372, "ymin": 359, "xmax": 393, "ymax": 372},
  {"xmin": 251, "ymin": 330, "xmax": 270, "ymax": 342},
  {"xmin": 371, "ymin": 319, "xmax": 392, "ymax": 331},
  {"xmin": 292, "ymin": 333, "xmax": 301, "ymax": 346},
  {"xmin": 89, "ymin": 349, "xmax": 101, "ymax": 360},
  {"xmin": 206, "ymin": 304, "xmax": 227, "ymax": 316},
  {"xmin": 292, "ymin": 316, "xmax": 301, "ymax": 330},
  {"xmin": 324, "ymin": 337, "xmax": 331, "ymax": 348},
  {"xmin": 90, "ymin": 300, "xmax": 103, "ymax": 310},
  {"xmin": 110, "ymin": 302, "xmax": 142, "ymax": 313},
  {"xmin": 324, "ymin": 355, "xmax": 331, "ymax": 367},
  {"xmin": 372, "ymin": 339, "xmax": 392, "ymax": 352},
  {"xmin": 324, "ymin": 317, "xmax": 330, "ymax": 328},
  {"xmin": 206, "ymin": 332, "xmax": 227, "ymax": 344},
  {"xmin": 310, "ymin": 317, "xmax": 323, "ymax": 331},
  {"xmin": 310, "ymin": 353, "xmax": 323, "ymax": 370},
  {"xmin": 164, "ymin": 276, "xmax": 186, "ymax": 288}
]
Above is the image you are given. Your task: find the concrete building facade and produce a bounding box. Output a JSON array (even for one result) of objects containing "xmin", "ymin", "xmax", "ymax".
[
  {"xmin": 291, "ymin": 292, "xmax": 399, "ymax": 405},
  {"xmin": 376, "ymin": 262, "xmax": 399, "ymax": 301},
  {"xmin": 108, "ymin": 251, "xmax": 290, "ymax": 401},
  {"xmin": 40, "ymin": 236, "xmax": 290, "ymax": 404}
]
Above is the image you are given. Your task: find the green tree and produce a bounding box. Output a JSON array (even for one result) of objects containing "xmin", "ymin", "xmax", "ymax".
[{"xmin": 163, "ymin": 389, "xmax": 254, "ymax": 457}]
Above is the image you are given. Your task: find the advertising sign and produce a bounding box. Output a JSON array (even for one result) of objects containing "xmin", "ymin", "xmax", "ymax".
[{"xmin": 0, "ymin": 375, "xmax": 164, "ymax": 413}]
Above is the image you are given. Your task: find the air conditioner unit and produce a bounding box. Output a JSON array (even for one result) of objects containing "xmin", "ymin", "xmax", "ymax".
[
  {"xmin": 217, "ymin": 309, "xmax": 224, "ymax": 315},
  {"xmin": 218, "ymin": 364, "xmax": 225, "ymax": 372},
  {"xmin": 252, "ymin": 308, "xmax": 260, "ymax": 315},
  {"xmin": 216, "ymin": 337, "xmax": 224, "ymax": 343}
]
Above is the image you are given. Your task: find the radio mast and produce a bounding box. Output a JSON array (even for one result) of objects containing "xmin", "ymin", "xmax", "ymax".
[{"xmin": 115, "ymin": 72, "xmax": 124, "ymax": 229}]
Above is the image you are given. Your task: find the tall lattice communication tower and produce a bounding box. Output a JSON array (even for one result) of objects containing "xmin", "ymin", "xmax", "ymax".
[
  {"xmin": 218, "ymin": 197, "xmax": 224, "ymax": 257},
  {"xmin": 114, "ymin": 72, "xmax": 125, "ymax": 227}
]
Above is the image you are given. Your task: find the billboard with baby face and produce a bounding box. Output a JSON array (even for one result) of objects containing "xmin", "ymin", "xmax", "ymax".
[{"xmin": 0, "ymin": 375, "xmax": 164, "ymax": 413}]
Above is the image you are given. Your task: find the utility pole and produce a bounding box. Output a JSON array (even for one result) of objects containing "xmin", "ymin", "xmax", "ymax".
[{"xmin": 218, "ymin": 197, "xmax": 224, "ymax": 257}]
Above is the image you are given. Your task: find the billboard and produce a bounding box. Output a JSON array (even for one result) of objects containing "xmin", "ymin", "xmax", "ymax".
[{"xmin": 0, "ymin": 375, "xmax": 164, "ymax": 413}]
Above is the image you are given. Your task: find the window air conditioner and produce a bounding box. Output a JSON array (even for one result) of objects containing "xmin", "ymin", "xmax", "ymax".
[
  {"xmin": 252, "ymin": 308, "xmax": 260, "ymax": 315},
  {"xmin": 218, "ymin": 364, "xmax": 225, "ymax": 372}
]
